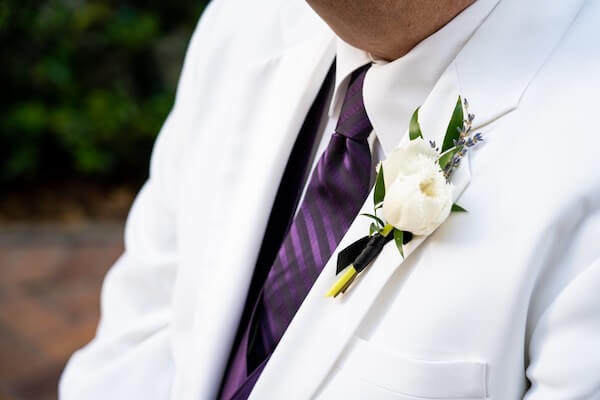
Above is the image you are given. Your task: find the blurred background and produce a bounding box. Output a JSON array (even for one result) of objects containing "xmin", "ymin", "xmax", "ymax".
[{"xmin": 0, "ymin": 1, "xmax": 209, "ymax": 398}]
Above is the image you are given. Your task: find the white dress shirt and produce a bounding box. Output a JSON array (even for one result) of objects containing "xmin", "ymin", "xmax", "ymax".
[{"xmin": 297, "ymin": 0, "xmax": 500, "ymax": 207}]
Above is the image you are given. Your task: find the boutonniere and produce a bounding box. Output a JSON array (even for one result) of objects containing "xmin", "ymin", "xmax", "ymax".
[{"xmin": 326, "ymin": 97, "xmax": 483, "ymax": 298}]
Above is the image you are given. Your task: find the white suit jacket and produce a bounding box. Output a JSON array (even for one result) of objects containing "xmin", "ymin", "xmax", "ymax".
[{"xmin": 60, "ymin": 0, "xmax": 600, "ymax": 399}]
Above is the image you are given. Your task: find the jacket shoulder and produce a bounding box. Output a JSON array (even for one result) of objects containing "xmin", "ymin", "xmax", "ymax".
[{"xmin": 195, "ymin": 0, "xmax": 326, "ymax": 60}]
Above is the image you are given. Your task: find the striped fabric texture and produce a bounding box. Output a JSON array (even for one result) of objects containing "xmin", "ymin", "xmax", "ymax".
[
  {"xmin": 223, "ymin": 63, "xmax": 373, "ymax": 400},
  {"xmin": 253, "ymin": 63, "xmax": 373, "ymax": 364}
]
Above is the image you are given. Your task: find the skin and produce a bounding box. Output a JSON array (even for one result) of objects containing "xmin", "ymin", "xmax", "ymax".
[{"xmin": 305, "ymin": 0, "xmax": 476, "ymax": 60}]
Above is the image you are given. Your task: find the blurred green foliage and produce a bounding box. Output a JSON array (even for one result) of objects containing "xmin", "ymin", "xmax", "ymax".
[{"xmin": 0, "ymin": 0, "xmax": 208, "ymax": 187}]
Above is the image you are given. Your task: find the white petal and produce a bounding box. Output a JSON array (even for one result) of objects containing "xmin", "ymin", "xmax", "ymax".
[
  {"xmin": 381, "ymin": 157, "xmax": 454, "ymax": 236},
  {"xmin": 381, "ymin": 138, "xmax": 439, "ymax": 189}
]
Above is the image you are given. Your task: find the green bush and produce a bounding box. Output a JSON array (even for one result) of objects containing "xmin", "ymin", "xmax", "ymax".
[{"xmin": 0, "ymin": 0, "xmax": 208, "ymax": 187}]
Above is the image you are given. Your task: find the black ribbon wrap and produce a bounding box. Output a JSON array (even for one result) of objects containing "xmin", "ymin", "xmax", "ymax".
[
  {"xmin": 336, "ymin": 231, "xmax": 414, "ymax": 275},
  {"xmin": 336, "ymin": 236, "xmax": 370, "ymax": 274},
  {"xmin": 353, "ymin": 233, "xmax": 393, "ymax": 273}
]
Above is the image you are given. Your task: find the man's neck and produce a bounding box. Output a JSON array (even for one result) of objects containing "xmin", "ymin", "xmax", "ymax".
[{"xmin": 306, "ymin": 0, "xmax": 477, "ymax": 61}]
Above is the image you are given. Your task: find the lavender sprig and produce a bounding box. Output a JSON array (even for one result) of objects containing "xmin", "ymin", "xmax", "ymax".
[
  {"xmin": 429, "ymin": 140, "xmax": 440, "ymax": 152},
  {"xmin": 442, "ymin": 98, "xmax": 484, "ymax": 180}
]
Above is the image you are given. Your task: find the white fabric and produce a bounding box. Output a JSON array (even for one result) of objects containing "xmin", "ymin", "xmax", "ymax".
[
  {"xmin": 300, "ymin": 0, "xmax": 498, "ymax": 206},
  {"xmin": 60, "ymin": 0, "xmax": 600, "ymax": 399}
]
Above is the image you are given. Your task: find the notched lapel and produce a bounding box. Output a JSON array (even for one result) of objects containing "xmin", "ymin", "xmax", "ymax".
[{"xmin": 455, "ymin": 0, "xmax": 586, "ymax": 129}]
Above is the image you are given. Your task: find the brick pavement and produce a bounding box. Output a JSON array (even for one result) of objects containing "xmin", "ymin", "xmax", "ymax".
[{"xmin": 0, "ymin": 223, "xmax": 124, "ymax": 400}]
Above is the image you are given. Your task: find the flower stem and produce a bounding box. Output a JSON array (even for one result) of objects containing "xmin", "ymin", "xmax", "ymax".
[
  {"xmin": 325, "ymin": 265, "xmax": 357, "ymax": 298},
  {"xmin": 381, "ymin": 223, "xmax": 394, "ymax": 237}
]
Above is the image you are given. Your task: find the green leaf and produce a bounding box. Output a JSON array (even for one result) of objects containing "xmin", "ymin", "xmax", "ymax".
[
  {"xmin": 438, "ymin": 147, "xmax": 459, "ymax": 170},
  {"xmin": 451, "ymin": 203, "xmax": 468, "ymax": 213},
  {"xmin": 393, "ymin": 229, "xmax": 404, "ymax": 258},
  {"xmin": 360, "ymin": 213, "xmax": 385, "ymax": 227},
  {"xmin": 374, "ymin": 166, "xmax": 385, "ymax": 208},
  {"xmin": 441, "ymin": 96, "xmax": 464, "ymax": 153},
  {"xmin": 409, "ymin": 106, "xmax": 423, "ymax": 141},
  {"xmin": 369, "ymin": 223, "xmax": 378, "ymax": 236}
]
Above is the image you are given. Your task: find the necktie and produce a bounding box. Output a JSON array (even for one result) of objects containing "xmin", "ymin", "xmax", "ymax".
[
  {"xmin": 222, "ymin": 64, "xmax": 373, "ymax": 400},
  {"xmin": 255, "ymin": 63, "xmax": 373, "ymax": 353}
]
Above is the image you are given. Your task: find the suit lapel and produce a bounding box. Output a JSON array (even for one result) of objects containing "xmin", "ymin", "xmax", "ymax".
[
  {"xmin": 249, "ymin": 68, "xmax": 467, "ymax": 400},
  {"xmin": 249, "ymin": 0, "xmax": 584, "ymax": 398},
  {"xmin": 183, "ymin": 8, "xmax": 336, "ymax": 399}
]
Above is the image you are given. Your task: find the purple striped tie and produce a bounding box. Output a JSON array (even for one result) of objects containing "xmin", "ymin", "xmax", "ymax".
[
  {"xmin": 223, "ymin": 64, "xmax": 373, "ymax": 400},
  {"xmin": 257, "ymin": 63, "xmax": 373, "ymax": 345}
]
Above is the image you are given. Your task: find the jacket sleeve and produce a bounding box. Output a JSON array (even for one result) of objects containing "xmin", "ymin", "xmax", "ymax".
[
  {"xmin": 59, "ymin": 3, "xmax": 222, "ymax": 399},
  {"xmin": 524, "ymin": 216, "xmax": 600, "ymax": 398}
]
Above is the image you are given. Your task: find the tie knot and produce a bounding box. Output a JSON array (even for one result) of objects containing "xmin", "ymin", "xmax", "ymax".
[{"xmin": 335, "ymin": 64, "xmax": 373, "ymax": 141}]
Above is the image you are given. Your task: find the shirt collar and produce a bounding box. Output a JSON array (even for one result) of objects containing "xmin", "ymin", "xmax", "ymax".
[{"xmin": 329, "ymin": 0, "xmax": 501, "ymax": 154}]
